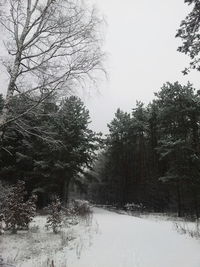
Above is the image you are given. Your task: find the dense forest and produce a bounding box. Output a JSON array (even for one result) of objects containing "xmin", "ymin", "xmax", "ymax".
[
  {"xmin": 2, "ymin": 1, "xmax": 200, "ymax": 266},
  {"xmin": 0, "ymin": 0, "xmax": 104, "ymax": 209},
  {"xmin": 1, "ymin": 81, "xmax": 200, "ymax": 219},
  {"xmin": 1, "ymin": 0, "xmax": 200, "ymax": 221},
  {"xmin": 0, "ymin": 94, "xmax": 101, "ymax": 207},
  {"xmin": 88, "ymin": 82, "xmax": 200, "ymax": 218}
]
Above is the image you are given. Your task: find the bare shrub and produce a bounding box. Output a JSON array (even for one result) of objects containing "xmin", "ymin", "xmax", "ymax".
[
  {"xmin": 174, "ymin": 220, "xmax": 200, "ymax": 239},
  {"xmin": 62, "ymin": 199, "xmax": 93, "ymax": 228},
  {"xmin": 0, "ymin": 0, "xmax": 105, "ymax": 140},
  {"xmin": 72, "ymin": 199, "xmax": 93, "ymax": 227},
  {"xmin": 72, "ymin": 199, "xmax": 92, "ymax": 217}
]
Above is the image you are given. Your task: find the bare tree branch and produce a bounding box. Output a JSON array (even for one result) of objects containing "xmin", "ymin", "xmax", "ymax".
[{"xmin": 0, "ymin": 0, "xmax": 105, "ymax": 140}]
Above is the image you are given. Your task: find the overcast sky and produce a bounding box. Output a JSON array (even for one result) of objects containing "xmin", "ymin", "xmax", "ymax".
[
  {"xmin": 0, "ymin": 1, "xmax": 200, "ymax": 134},
  {"xmin": 84, "ymin": 0, "xmax": 200, "ymax": 134}
]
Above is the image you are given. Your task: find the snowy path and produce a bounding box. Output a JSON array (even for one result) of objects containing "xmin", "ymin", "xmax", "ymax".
[{"xmin": 67, "ymin": 208, "xmax": 200, "ymax": 267}]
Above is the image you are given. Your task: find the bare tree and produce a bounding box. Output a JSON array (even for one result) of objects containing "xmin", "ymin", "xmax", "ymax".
[{"xmin": 0, "ymin": 0, "xmax": 105, "ymax": 138}]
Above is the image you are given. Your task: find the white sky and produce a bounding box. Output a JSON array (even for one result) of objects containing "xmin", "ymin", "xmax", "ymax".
[
  {"xmin": 84, "ymin": 0, "xmax": 200, "ymax": 133},
  {"xmin": 0, "ymin": 0, "xmax": 200, "ymax": 134}
]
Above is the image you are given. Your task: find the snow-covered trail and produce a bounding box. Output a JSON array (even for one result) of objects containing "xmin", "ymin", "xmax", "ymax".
[{"xmin": 67, "ymin": 208, "xmax": 200, "ymax": 267}]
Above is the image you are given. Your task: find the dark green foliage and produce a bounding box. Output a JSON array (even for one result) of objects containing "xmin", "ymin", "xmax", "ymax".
[
  {"xmin": 155, "ymin": 82, "xmax": 200, "ymax": 217},
  {"xmin": 3, "ymin": 180, "xmax": 37, "ymax": 234},
  {"xmin": 52, "ymin": 96, "xmax": 101, "ymax": 202},
  {"xmin": 1, "ymin": 82, "xmax": 200, "ymax": 218},
  {"xmin": 0, "ymin": 95, "xmax": 101, "ymax": 206},
  {"xmin": 45, "ymin": 196, "xmax": 62, "ymax": 234},
  {"xmin": 176, "ymin": 0, "xmax": 200, "ymax": 74},
  {"xmin": 88, "ymin": 82, "xmax": 200, "ymax": 218}
]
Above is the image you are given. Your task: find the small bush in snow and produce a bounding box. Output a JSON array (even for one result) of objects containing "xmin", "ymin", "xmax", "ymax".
[
  {"xmin": 45, "ymin": 196, "xmax": 62, "ymax": 234},
  {"xmin": 72, "ymin": 199, "xmax": 92, "ymax": 217},
  {"xmin": 63, "ymin": 207, "xmax": 79, "ymax": 227},
  {"xmin": 63, "ymin": 199, "xmax": 93, "ymax": 227},
  {"xmin": 3, "ymin": 180, "xmax": 37, "ymax": 234},
  {"xmin": 71, "ymin": 199, "xmax": 93, "ymax": 226},
  {"xmin": 64, "ymin": 202, "xmax": 77, "ymax": 217}
]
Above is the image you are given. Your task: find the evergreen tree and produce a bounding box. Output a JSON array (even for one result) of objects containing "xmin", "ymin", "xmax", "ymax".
[
  {"xmin": 45, "ymin": 196, "xmax": 62, "ymax": 234},
  {"xmin": 155, "ymin": 82, "xmax": 200, "ymax": 217},
  {"xmin": 0, "ymin": 95, "xmax": 100, "ymax": 206},
  {"xmin": 176, "ymin": 0, "xmax": 200, "ymax": 74},
  {"xmin": 52, "ymin": 96, "xmax": 101, "ymax": 202},
  {"xmin": 88, "ymin": 82, "xmax": 200, "ymax": 218},
  {"xmin": 3, "ymin": 180, "xmax": 37, "ymax": 234}
]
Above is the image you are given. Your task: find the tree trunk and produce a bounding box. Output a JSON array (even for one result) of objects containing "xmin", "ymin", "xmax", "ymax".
[{"xmin": 0, "ymin": 54, "xmax": 22, "ymax": 139}]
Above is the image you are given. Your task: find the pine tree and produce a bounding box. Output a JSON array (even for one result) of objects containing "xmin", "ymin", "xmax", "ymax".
[
  {"xmin": 53, "ymin": 96, "xmax": 101, "ymax": 203},
  {"xmin": 155, "ymin": 82, "xmax": 200, "ymax": 217},
  {"xmin": 88, "ymin": 82, "xmax": 200, "ymax": 217}
]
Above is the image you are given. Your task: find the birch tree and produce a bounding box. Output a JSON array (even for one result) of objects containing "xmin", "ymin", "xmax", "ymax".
[{"xmin": 0, "ymin": 0, "xmax": 105, "ymax": 138}]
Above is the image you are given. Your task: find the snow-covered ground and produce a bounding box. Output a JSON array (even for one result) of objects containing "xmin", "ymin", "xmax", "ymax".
[
  {"xmin": 1, "ymin": 208, "xmax": 200, "ymax": 267},
  {"xmin": 67, "ymin": 208, "xmax": 200, "ymax": 267},
  {"xmin": 0, "ymin": 214, "xmax": 95, "ymax": 266}
]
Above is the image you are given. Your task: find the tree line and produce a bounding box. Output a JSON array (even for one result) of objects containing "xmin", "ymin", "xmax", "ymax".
[
  {"xmin": 0, "ymin": 0, "xmax": 104, "ymax": 208},
  {"xmin": 0, "ymin": 94, "xmax": 101, "ymax": 207},
  {"xmin": 1, "ymin": 0, "xmax": 200, "ymax": 219},
  {"xmin": 88, "ymin": 82, "xmax": 200, "ymax": 218}
]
